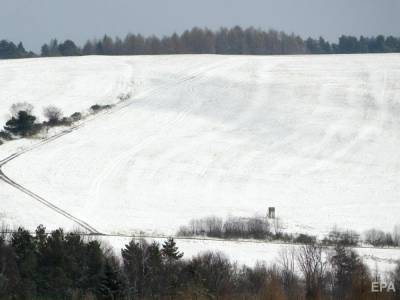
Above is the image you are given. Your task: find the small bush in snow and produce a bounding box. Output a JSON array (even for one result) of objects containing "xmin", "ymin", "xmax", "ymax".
[
  {"xmin": 70, "ymin": 112, "xmax": 82, "ymax": 121},
  {"xmin": 294, "ymin": 234, "xmax": 317, "ymax": 245},
  {"xmin": 118, "ymin": 93, "xmax": 131, "ymax": 101},
  {"xmin": 0, "ymin": 130, "xmax": 12, "ymax": 141},
  {"xmin": 90, "ymin": 104, "xmax": 113, "ymax": 113},
  {"xmin": 43, "ymin": 105, "xmax": 63, "ymax": 125}
]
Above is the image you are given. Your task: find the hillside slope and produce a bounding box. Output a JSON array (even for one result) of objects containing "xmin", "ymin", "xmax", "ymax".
[{"xmin": 1, "ymin": 54, "xmax": 400, "ymax": 237}]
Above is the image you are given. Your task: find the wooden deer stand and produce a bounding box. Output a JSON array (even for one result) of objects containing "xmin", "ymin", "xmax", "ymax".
[{"xmin": 268, "ymin": 207, "xmax": 276, "ymax": 219}]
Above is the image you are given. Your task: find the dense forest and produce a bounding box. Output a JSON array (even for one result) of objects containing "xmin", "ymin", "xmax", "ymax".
[
  {"xmin": 1, "ymin": 225, "xmax": 399, "ymax": 299},
  {"xmin": 1, "ymin": 26, "xmax": 400, "ymax": 59}
]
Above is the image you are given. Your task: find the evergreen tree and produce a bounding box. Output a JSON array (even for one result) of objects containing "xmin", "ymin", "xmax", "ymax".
[
  {"xmin": 121, "ymin": 239, "xmax": 147, "ymax": 298},
  {"xmin": 82, "ymin": 40, "xmax": 96, "ymax": 55},
  {"xmin": 58, "ymin": 40, "xmax": 80, "ymax": 56},
  {"xmin": 161, "ymin": 238, "xmax": 184, "ymax": 297},
  {"xmin": 161, "ymin": 238, "xmax": 183, "ymax": 262},
  {"xmin": 330, "ymin": 244, "xmax": 367, "ymax": 299},
  {"xmin": 11, "ymin": 228, "xmax": 38, "ymax": 298},
  {"xmin": 98, "ymin": 258, "xmax": 125, "ymax": 299},
  {"xmin": 101, "ymin": 35, "xmax": 114, "ymax": 55},
  {"xmin": 64, "ymin": 233, "xmax": 86, "ymax": 291},
  {"xmin": 38, "ymin": 229, "xmax": 71, "ymax": 298},
  {"xmin": 48, "ymin": 39, "xmax": 61, "ymax": 56},
  {"xmin": 34, "ymin": 225, "xmax": 48, "ymax": 293},
  {"xmin": 36, "ymin": 29, "xmax": 400, "ymax": 57},
  {"xmin": 145, "ymin": 242, "xmax": 163, "ymax": 297},
  {"xmin": 41, "ymin": 44, "xmax": 50, "ymax": 57},
  {"xmin": 215, "ymin": 28, "xmax": 229, "ymax": 54},
  {"xmin": 83, "ymin": 240, "xmax": 105, "ymax": 295},
  {"xmin": 0, "ymin": 235, "xmax": 19, "ymax": 298},
  {"xmin": 4, "ymin": 110, "xmax": 38, "ymax": 137}
]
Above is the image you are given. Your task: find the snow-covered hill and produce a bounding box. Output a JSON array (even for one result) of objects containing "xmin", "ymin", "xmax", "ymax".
[{"xmin": 1, "ymin": 54, "xmax": 400, "ymax": 240}]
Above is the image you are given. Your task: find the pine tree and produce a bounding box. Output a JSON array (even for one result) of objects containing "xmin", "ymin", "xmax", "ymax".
[
  {"xmin": 41, "ymin": 44, "xmax": 50, "ymax": 56},
  {"xmin": 0, "ymin": 235, "xmax": 19, "ymax": 297},
  {"xmin": 39, "ymin": 229, "xmax": 72, "ymax": 298},
  {"xmin": 121, "ymin": 239, "xmax": 147, "ymax": 298},
  {"xmin": 11, "ymin": 228, "xmax": 38, "ymax": 298},
  {"xmin": 82, "ymin": 240, "xmax": 105, "ymax": 295},
  {"xmin": 4, "ymin": 110, "xmax": 38, "ymax": 137},
  {"xmin": 161, "ymin": 238, "xmax": 183, "ymax": 297},
  {"xmin": 330, "ymin": 244, "xmax": 364, "ymax": 299},
  {"xmin": 145, "ymin": 242, "xmax": 163, "ymax": 297},
  {"xmin": 161, "ymin": 238, "xmax": 183, "ymax": 263},
  {"xmin": 58, "ymin": 40, "xmax": 80, "ymax": 56},
  {"xmin": 98, "ymin": 259, "xmax": 125, "ymax": 299}
]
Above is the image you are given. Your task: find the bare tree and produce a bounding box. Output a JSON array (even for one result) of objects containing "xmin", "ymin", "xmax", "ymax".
[
  {"xmin": 278, "ymin": 246, "xmax": 299, "ymax": 297},
  {"xmin": 272, "ymin": 217, "xmax": 284, "ymax": 236},
  {"xmin": 297, "ymin": 243, "xmax": 327, "ymax": 299},
  {"xmin": 393, "ymin": 224, "xmax": 400, "ymax": 246},
  {"xmin": 364, "ymin": 229, "xmax": 386, "ymax": 246},
  {"xmin": 204, "ymin": 216, "xmax": 223, "ymax": 237},
  {"xmin": 10, "ymin": 102, "xmax": 34, "ymax": 117},
  {"xmin": 43, "ymin": 105, "xmax": 63, "ymax": 124}
]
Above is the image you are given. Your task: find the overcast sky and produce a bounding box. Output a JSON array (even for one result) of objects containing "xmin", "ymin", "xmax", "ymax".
[{"xmin": 1, "ymin": 0, "xmax": 399, "ymax": 52}]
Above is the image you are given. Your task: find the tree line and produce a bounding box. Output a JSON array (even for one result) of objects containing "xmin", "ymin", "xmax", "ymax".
[
  {"xmin": 1, "ymin": 225, "xmax": 400, "ymax": 299},
  {"xmin": 0, "ymin": 40, "xmax": 35, "ymax": 59},
  {"xmin": 178, "ymin": 216, "xmax": 400, "ymax": 249},
  {"xmin": 2, "ymin": 27, "xmax": 400, "ymax": 59}
]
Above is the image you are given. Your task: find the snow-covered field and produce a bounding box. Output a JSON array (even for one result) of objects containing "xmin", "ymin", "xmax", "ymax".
[{"xmin": 0, "ymin": 54, "xmax": 400, "ymax": 268}]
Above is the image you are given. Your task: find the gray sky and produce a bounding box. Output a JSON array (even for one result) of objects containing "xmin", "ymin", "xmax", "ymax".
[{"xmin": 1, "ymin": 0, "xmax": 399, "ymax": 52}]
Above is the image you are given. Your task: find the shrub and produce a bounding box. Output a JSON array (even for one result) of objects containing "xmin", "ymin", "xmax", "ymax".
[
  {"xmin": 70, "ymin": 112, "xmax": 82, "ymax": 121},
  {"xmin": 4, "ymin": 110, "xmax": 41, "ymax": 137},
  {"xmin": 247, "ymin": 217, "xmax": 270, "ymax": 239},
  {"xmin": 118, "ymin": 93, "xmax": 131, "ymax": 101},
  {"xmin": 364, "ymin": 229, "xmax": 387, "ymax": 247},
  {"xmin": 0, "ymin": 130, "xmax": 12, "ymax": 141},
  {"xmin": 322, "ymin": 228, "xmax": 360, "ymax": 246},
  {"xmin": 179, "ymin": 216, "xmax": 270, "ymax": 240},
  {"xmin": 294, "ymin": 234, "xmax": 316, "ymax": 245},
  {"xmin": 58, "ymin": 117, "xmax": 73, "ymax": 126},
  {"xmin": 90, "ymin": 104, "xmax": 113, "ymax": 113},
  {"xmin": 43, "ymin": 105, "xmax": 63, "ymax": 125},
  {"xmin": 185, "ymin": 252, "xmax": 233, "ymax": 296},
  {"xmin": 277, "ymin": 232, "xmax": 295, "ymax": 243}
]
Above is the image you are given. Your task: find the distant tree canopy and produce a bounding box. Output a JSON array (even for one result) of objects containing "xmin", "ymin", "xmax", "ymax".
[
  {"xmin": 2, "ymin": 27, "xmax": 400, "ymax": 60},
  {"xmin": 0, "ymin": 40, "xmax": 34, "ymax": 59},
  {"xmin": 40, "ymin": 28, "xmax": 400, "ymax": 57}
]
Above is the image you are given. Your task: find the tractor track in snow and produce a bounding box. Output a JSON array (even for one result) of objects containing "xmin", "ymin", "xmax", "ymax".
[
  {"xmin": 0, "ymin": 58, "xmax": 231, "ymax": 236},
  {"xmin": 0, "ymin": 125, "xmax": 102, "ymax": 234}
]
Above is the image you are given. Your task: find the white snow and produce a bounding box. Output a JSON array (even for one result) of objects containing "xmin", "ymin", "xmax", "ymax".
[
  {"xmin": 0, "ymin": 56, "xmax": 132, "ymax": 124},
  {"xmin": 1, "ymin": 54, "xmax": 400, "ymax": 268}
]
